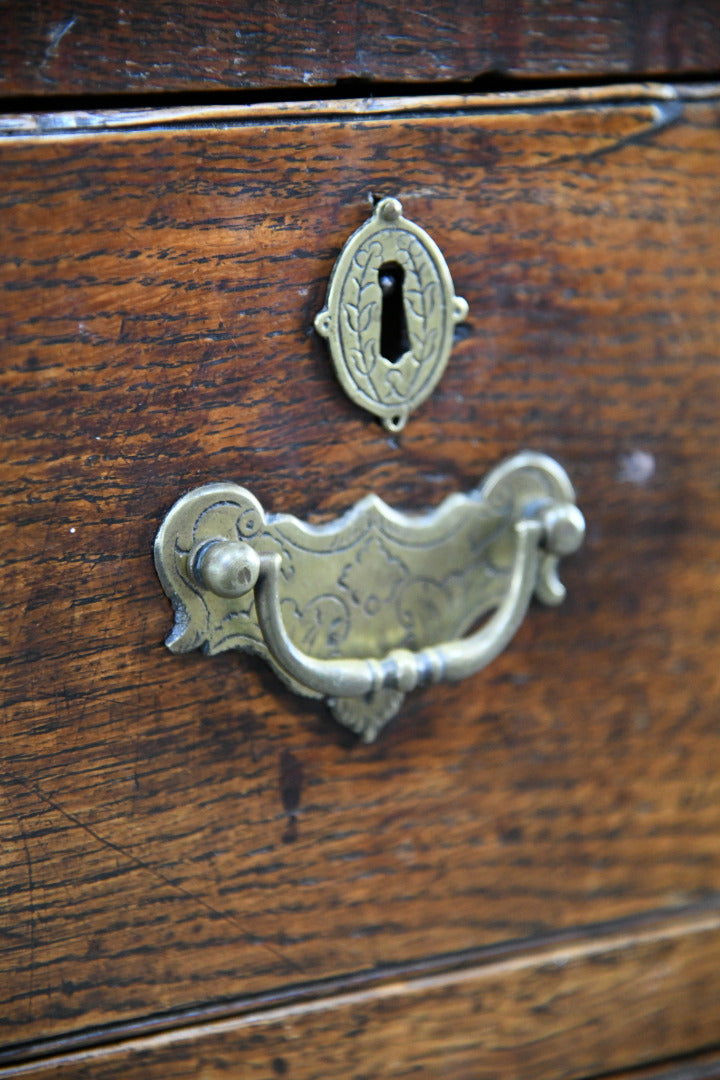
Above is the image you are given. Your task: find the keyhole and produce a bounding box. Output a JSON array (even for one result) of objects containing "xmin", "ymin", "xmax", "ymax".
[{"xmin": 378, "ymin": 262, "xmax": 410, "ymax": 364}]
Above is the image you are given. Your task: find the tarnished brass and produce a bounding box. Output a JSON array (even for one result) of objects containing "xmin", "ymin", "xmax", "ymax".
[
  {"xmin": 155, "ymin": 453, "xmax": 584, "ymax": 742},
  {"xmin": 314, "ymin": 197, "xmax": 468, "ymax": 431}
]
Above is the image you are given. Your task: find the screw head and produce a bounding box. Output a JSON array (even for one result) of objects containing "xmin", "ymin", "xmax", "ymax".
[{"xmin": 379, "ymin": 197, "xmax": 402, "ymax": 222}]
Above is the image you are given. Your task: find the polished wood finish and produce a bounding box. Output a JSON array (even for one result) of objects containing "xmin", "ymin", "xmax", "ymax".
[
  {"xmin": 3, "ymin": 909, "xmax": 720, "ymax": 1079},
  {"xmin": 2, "ymin": 87, "xmax": 720, "ymax": 1062},
  {"xmin": 1, "ymin": 2, "xmax": 720, "ymax": 98}
]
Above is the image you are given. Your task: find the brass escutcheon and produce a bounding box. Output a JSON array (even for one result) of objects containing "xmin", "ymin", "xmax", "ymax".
[{"xmin": 314, "ymin": 197, "xmax": 468, "ymax": 431}]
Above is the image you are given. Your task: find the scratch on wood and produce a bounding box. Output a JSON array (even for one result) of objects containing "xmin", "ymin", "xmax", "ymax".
[
  {"xmin": 45, "ymin": 17, "xmax": 77, "ymax": 61},
  {"xmin": 579, "ymin": 99, "xmax": 684, "ymax": 162},
  {"xmin": 4, "ymin": 775, "xmax": 304, "ymax": 975},
  {"xmin": 16, "ymin": 817, "xmax": 35, "ymax": 1023}
]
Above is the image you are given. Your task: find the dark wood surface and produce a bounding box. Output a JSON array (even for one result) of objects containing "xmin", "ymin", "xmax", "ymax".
[
  {"xmin": 2, "ymin": 86, "xmax": 720, "ymax": 1056},
  {"xmin": 1, "ymin": 1, "xmax": 720, "ymax": 98},
  {"xmin": 610, "ymin": 1051, "xmax": 720, "ymax": 1080},
  {"xmin": 3, "ymin": 909, "xmax": 720, "ymax": 1080}
]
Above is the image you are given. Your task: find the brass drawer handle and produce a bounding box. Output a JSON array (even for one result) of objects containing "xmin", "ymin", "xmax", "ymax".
[{"xmin": 155, "ymin": 452, "xmax": 584, "ymax": 742}]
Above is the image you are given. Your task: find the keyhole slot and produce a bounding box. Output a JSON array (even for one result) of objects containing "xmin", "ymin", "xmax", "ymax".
[{"xmin": 378, "ymin": 262, "xmax": 410, "ymax": 364}]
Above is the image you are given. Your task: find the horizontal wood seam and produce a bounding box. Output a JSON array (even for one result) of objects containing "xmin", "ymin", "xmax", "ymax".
[
  {"xmin": 4, "ymin": 81, "xmax": 720, "ymax": 140},
  {"xmin": 592, "ymin": 1049, "xmax": 720, "ymax": 1080},
  {"xmin": 3, "ymin": 903, "xmax": 720, "ymax": 1076}
]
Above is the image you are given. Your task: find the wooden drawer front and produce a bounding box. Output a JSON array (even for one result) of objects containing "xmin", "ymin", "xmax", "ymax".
[
  {"xmin": 2, "ymin": 87, "xmax": 720, "ymax": 1051},
  {"xmin": 2, "ymin": 3, "xmax": 720, "ymax": 97},
  {"xmin": 3, "ymin": 911, "xmax": 720, "ymax": 1080}
]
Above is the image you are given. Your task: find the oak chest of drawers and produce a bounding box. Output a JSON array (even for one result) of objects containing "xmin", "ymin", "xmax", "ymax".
[{"xmin": 2, "ymin": 5, "xmax": 720, "ymax": 1078}]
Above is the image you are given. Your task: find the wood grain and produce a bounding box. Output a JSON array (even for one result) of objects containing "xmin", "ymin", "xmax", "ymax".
[
  {"xmin": 0, "ymin": 1, "xmax": 719, "ymax": 98},
  {"xmin": 3, "ymin": 909, "xmax": 720, "ymax": 1079},
  {"xmin": 2, "ymin": 87, "xmax": 720, "ymax": 1049}
]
